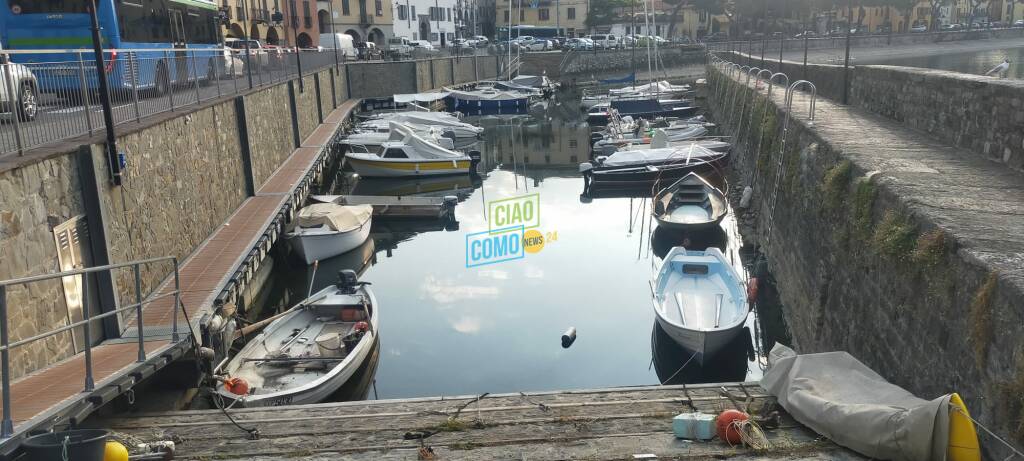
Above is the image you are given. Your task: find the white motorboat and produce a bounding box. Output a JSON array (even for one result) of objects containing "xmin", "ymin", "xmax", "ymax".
[
  {"xmin": 345, "ymin": 122, "xmax": 479, "ymax": 177},
  {"xmin": 609, "ymin": 80, "xmax": 691, "ymax": 96},
  {"xmin": 368, "ymin": 111, "xmax": 483, "ymax": 138},
  {"xmin": 593, "ymin": 125, "xmax": 710, "ymax": 154},
  {"xmin": 650, "ymin": 247, "xmax": 748, "ymax": 363},
  {"xmin": 285, "ymin": 203, "xmax": 373, "ymax": 265},
  {"xmin": 344, "ymin": 123, "xmax": 455, "ymax": 149},
  {"xmin": 216, "ymin": 270, "xmax": 378, "ymax": 407}
]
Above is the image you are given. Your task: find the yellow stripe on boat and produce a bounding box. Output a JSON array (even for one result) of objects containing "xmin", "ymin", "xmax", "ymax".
[
  {"xmin": 948, "ymin": 393, "xmax": 981, "ymax": 461},
  {"xmin": 347, "ymin": 158, "xmax": 471, "ymax": 171}
]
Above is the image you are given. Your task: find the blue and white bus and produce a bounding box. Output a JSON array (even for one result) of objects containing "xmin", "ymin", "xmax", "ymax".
[{"xmin": 0, "ymin": 0, "xmax": 221, "ymax": 94}]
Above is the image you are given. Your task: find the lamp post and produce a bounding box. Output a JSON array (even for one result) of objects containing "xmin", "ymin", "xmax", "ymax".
[
  {"xmin": 842, "ymin": 0, "xmax": 852, "ymax": 104},
  {"xmin": 287, "ymin": 0, "xmax": 305, "ymax": 88},
  {"xmin": 87, "ymin": 0, "xmax": 122, "ymax": 184},
  {"xmin": 778, "ymin": 0, "xmax": 785, "ymax": 66},
  {"xmin": 327, "ymin": 0, "xmax": 340, "ymax": 66},
  {"xmin": 241, "ymin": 0, "xmax": 255, "ymax": 88}
]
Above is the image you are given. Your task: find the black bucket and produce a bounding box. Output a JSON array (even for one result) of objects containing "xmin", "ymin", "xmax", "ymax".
[{"xmin": 22, "ymin": 429, "xmax": 108, "ymax": 461}]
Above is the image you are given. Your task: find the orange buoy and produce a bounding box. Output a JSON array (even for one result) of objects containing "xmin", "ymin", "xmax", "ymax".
[
  {"xmin": 716, "ymin": 409, "xmax": 750, "ymax": 444},
  {"xmin": 746, "ymin": 278, "xmax": 759, "ymax": 305},
  {"xmin": 224, "ymin": 377, "xmax": 250, "ymax": 396}
]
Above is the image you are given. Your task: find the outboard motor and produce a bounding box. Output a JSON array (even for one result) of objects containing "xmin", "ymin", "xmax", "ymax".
[
  {"xmin": 336, "ymin": 269, "xmax": 360, "ymax": 294},
  {"xmin": 467, "ymin": 150, "xmax": 482, "ymax": 173},
  {"xmin": 590, "ymin": 133, "xmax": 604, "ymax": 143}
]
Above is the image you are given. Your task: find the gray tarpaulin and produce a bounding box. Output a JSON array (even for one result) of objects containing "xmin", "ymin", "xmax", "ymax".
[{"xmin": 761, "ymin": 345, "xmax": 951, "ymax": 461}]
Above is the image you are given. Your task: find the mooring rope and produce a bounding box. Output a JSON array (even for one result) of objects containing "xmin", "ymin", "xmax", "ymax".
[{"xmin": 950, "ymin": 404, "xmax": 1024, "ymax": 460}]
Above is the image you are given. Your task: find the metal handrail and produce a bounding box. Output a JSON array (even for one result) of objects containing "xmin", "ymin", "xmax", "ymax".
[
  {"xmin": 0, "ymin": 256, "xmax": 180, "ymax": 438},
  {"xmin": 755, "ymin": 69, "xmax": 772, "ymax": 87},
  {"xmin": 767, "ymin": 72, "xmax": 789, "ymax": 99},
  {"xmin": 746, "ymin": 67, "xmax": 760, "ymax": 84},
  {"xmin": 786, "ymin": 80, "xmax": 818, "ymax": 122}
]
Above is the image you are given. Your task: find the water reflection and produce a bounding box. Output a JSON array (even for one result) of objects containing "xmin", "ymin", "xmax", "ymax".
[
  {"xmin": 257, "ymin": 94, "xmax": 792, "ymax": 400},
  {"xmin": 652, "ymin": 322, "xmax": 751, "ymax": 385}
]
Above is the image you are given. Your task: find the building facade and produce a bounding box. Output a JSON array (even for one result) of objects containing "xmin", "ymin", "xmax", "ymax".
[
  {"xmin": 219, "ymin": 0, "xmax": 323, "ymax": 46},
  {"xmin": 392, "ymin": 0, "xmax": 459, "ymax": 45},
  {"xmin": 318, "ymin": 0, "xmax": 394, "ymax": 45},
  {"xmin": 495, "ymin": 0, "xmax": 589, "ymax": 38}
]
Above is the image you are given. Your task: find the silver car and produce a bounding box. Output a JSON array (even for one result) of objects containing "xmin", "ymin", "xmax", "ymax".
[{"xmin": 0, "ymin": 53, "xmax": 38, "ymax": 122}]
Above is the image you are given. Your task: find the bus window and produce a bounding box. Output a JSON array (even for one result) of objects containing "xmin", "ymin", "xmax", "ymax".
[{"xmin": 13, "ymin": 0, "xmax": 90, "ymax": 14}]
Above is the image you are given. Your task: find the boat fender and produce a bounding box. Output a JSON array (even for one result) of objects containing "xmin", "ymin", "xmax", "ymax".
[
  {"xmin": 739, "ymin": 186, "xmax": 753, "ymax": 208},
  {"xmin": 224, "ymin": 377, "xmax": 250, "ymax": 396},
  {"xmin": 579, "ymin": 162, "xmax": 594, "ymax": 174},
  {"xmin": 746, "ymin": 278, "xmax": 759, "ymax": 307},
  {"xmin": 716, "ymin": 410, "xmax": 750, "ymax": 444},
  {"xmin": 561, "ymin": 327, "xmax": 577, "ymax": 348},
  {"xmin": 355, "ymin": 321, "xmax": 370, "ymax": 333}
]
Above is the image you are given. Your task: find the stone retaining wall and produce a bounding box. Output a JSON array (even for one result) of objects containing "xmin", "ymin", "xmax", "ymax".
[
  {"xmin": 717, "ymin": 51, "xmax": 1024, "ymax": 172},
  {"xmin": 0, "ymin": 154, "xmax": 84, "ymax": 378},
  {"xmin": 709, "ymin": 27, "xmax": 1024, "ymax": 55},
  {"xmin": 706, "ymin": 65, "xmax": 1024, "ymax": 458},
  {"xmin": 520, "ymin": 46, "xmax": 705, "ymax": 80},
  {"xmin": 850, "ymin": 65, "xmax": 1024, "ymax": 172},
  {"xmin": 245, "ymin": 83, "xmax": 295, "ymax": 188}
]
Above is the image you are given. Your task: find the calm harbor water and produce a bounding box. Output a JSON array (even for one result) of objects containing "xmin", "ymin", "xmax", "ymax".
[
  {"xmin": 259, "ymin": 94, "xmax": 789, "ymax": 400},
  {"xmin": 860, "ymin": 45, "xmax": 1024, "ymax": 79}
]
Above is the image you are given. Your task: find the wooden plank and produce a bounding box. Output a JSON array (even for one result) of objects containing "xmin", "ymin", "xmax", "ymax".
[{"xmin": 94, "ymin": 385, "xmax": 867, "ymax": 460}]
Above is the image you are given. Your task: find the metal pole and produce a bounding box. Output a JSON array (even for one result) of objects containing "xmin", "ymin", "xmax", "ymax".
[
  {"xmin": 842, "ymin": 0, "xmax": 852, "ymax": 104},
  {"xmin": 291, "ymin": 0, "xmax": 304, "ymax": 90},
  {"xmin": 436, "ymin": 0, "xmax": 441, "ymax": 47},
  {"xmin": 82, "ymin": 272, "xmax": 95, "ymax": 391},
  {"xmin": 760, "ymin": 0, "xmax": 767, "ymax": 68},
  {"xmin": 77, "ymin": 53, "xmax": 95, "ymax": 134},
  {"xmin": 134, "ymin": 265, "xmax": 146, "ymax": 362},
  {"xmin": 164, "ymin": 50, "xmax": 175, "ymax": 110},
  {"xmin": 2, "ymin": 60, "xmax": 25, "ymax": 156},
  {"xmin": 0, "ymin": 286, "xmax": 13, "ymax": 438},
  {"xmin": 88, "ymin": 0, "xmax": 123, "ymax": 185},
  {"xmin": 241, "ymin": 0, "xmax": 255, "ymax": 89},
  {"xmin": 778, "ymin": 0, "xmax": 785, "ymax": 66},
  {"xmin": 328, "ymin": 0, "xmax": 340, "ymax": 67},
  {"xmin": 130, "ymin": 54, "xmax": 142, "ymax": 122},
  {"xmin": 172, "ymin": 261, "xmax": 180, "ymax": 343},
  {"xmin": 191, "ymin": 51, "xmax": 201, "ymax": 105},
  {"xmin": 803, "ymin": 33, "xmax": 809, "ymax": 79}
]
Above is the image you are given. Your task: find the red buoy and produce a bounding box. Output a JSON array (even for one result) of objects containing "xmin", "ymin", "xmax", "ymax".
[
  {"xmin": 355, "ymin": 321, "xmax": 369, "ymax": 332},
  {"xmin": 716, "ymin": 409, "xmax": 750, "ymax": 444},
  {"xmin": 746, "ymin": 278, "xmax": 759, "ymax": 306},
  {"xmin": 224, "ymin": 377, "xmax": 249, "ymax": 396}
]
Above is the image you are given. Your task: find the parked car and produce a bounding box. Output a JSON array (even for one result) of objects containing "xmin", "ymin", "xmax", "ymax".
[
  {"xmin": 410, "ymin": 40, "xmax": 435, "ymax": 51},
  {"xmin": 671, "ymin": 36, "xmax": 693, "ymax": 44},
  {"xmin": 356, "ymin": 42, "xmax": 381, "ymax": 60},
  {"xmin": 216, "ymin": 48, "xmax": 245, "ymax": 78},
  {"xmin": 941, "ymin": 23, "xmax": 961, "ymax": 31},
  {"xmin": 910, "ymin": 24, "xmax": 928, "ymax": 32},
  {"xmin": 621, "ymin": 35, "xmax": 638, "ymax": 47},
  {"xmin": 0, "ymin": 51, "xmax": 38, "ymax": 122},
  {"xmin": 588, "ymin": 34, "xmax": 619, "ymax": 49},
  {"xmin": 514, "ymin": 36, "xmax": 551, "ymax": 51},
  {"xmin": 225, "ymin": 38, "xmax": 270, "ymax": 68},
  {"xmin": 793, "ymin": 30, "xmax": 818, "ymax": 39},
  {"xmin": 262, "ymin": 45, "xmax": 288, "ymax": 69},
  {"xmin": 1015, "ymin": 19, "xmax": 1024, "ymax": 27},
  {"xmin": 387, "ymin": 37, "xmax": 413, "ymax": 56}
]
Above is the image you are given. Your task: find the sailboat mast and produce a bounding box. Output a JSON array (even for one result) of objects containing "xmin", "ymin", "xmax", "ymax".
[
  {"xmin": 631, "ymin": 0, "xmax": 636, "ymax": 88},
  {"xmin": 643, "ymin": 0, "xmax": 652, "ymax": 87}
]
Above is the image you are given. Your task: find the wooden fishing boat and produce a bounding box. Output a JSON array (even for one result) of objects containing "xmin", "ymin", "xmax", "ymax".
[
  {"xmin": 216, "ymin": 270, "xmax": 378, "ymax": 407},
  {"xmin": 653, "ymin": 173, "xmax": 728, "ymax": 232},
  {"xmin": 285, "ymin": 204, "xmax": 373, "ymax": 265},
  {"xmin": 650, "ymin": 247, "xmax": 748, "ymax": 364}
]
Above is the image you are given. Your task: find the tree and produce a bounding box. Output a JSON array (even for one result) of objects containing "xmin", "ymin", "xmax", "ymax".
[
  {"xmin": 586, "ymin": 0, "xmax": 632, "ymax": 29},
  {"xmin": 884, "ymin": 0, "xmax": 916, "ymax": 33},
  {"xmin": 929, "ymin": 0, "xmax": 950, "ymax": 31}
]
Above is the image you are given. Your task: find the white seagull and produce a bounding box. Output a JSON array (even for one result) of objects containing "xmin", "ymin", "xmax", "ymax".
[{"xmin": 985, "ymin": 59, "xmax": 1010, "ymax": 77}]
